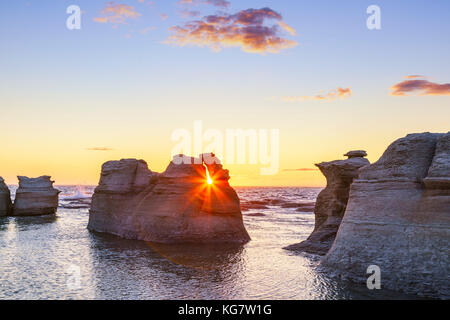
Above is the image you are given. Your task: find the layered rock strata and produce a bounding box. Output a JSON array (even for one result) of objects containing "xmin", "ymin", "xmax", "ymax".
[
  {"xmin": 12, "ymin": 176, "xmax": 60, "ymax": 216},
  {"xmin": 322, "ymin": 133, "xmax": 450, "ymax": 299},
  {"xmin": 285, "ymin": 151, "xmax": 369, "ymax": 255},
  {"xmin": 0, "ymin": 177, "xmax": 12, "ymax": 216},
  {"xmin": 88, "ymin": 155, "xmax": 250, "ymax": 244}
]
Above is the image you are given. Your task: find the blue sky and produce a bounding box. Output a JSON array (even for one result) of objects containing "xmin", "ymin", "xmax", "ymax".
[{"xmin": 0, "ymin": 0, "xmax": 449, "ymax": 186}]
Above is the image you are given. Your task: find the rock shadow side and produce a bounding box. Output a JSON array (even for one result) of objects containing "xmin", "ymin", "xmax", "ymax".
[
  {"xmin": 88, "ymin": 155, "xmax": 250, "ymax": 244},
  {"xmin": 0, "ymin": 177, "xmax": 12, "ymax": 216},
  {"xmin": 285, "ymin": 152, "xmax": 369, "ymax": 255},
  {"xmin": 321, "ymin": 132, "xmax": 450, "ymax": 299},
  {"xmin": 12, "ymin": 176, "xmax": 60, "ymax": 216}
]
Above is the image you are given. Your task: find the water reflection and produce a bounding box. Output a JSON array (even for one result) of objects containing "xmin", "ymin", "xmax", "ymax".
[
  {"xmin": 87, "ymin": 232, "xmax": 247, "ymax": 299},
  {"xmin": 0, "ymin": 186, "xmax": 425, "ymax": 300},
  {"xmin": 8, "ymin": 215, "xmax": 58, "ymax": 230},
  {"xmin": 147, "ymin": 242, "xmax": 246, "ymax": 271}
]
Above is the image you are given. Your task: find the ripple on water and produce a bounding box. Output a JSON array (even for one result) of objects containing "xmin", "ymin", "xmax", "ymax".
[{"xmin": 0, "ymin": 186, "xmax": 421, "ymax": 300}]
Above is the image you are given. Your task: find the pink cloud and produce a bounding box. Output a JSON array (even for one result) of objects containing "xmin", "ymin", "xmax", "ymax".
[
  {"xmin": 86, "ymin": 147, "xmax": 114, "ymax": 151},
  {"xmin": 94, "ymin": 2, "xmax": 141, "ymax": 24},
  {"xmin": 404, "ymin": 75, "xmax": 425, "ymax": 79},
  {"xmin": 166, "ymin": 7, "xmax": 298, "ymax": 54},
  {"xmin": 390, "ymin": 77, "xmax": 450, "ymax": 96},
  {"xmin": 282, "ymin": 87, "xmax": 352, "ymax": 102}
]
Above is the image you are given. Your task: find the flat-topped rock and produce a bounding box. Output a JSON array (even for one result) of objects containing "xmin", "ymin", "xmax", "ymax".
[
  {"xmin": 285, "ymin": 155, "xmax": 369, "ymax": 255},
  {"xmin": 321, "ymin": 132, "xmax": 450, "ymax": 299},
  {"xmin": 0, "ymin": 177, "xmax": 12, "ymax": 216},
  {"xmin": 12, "ymin": 176, "xmax": 60, "ymax": 216},
  {"xmin": 344, "ymin": 150, "xmax": 367, "ymax": 158},
  {"xmin": 88, "ymin": 154, "xmax": 250, "ymax": 244},
  {"xmin": 359, "ymin": 133, "xmax": 442, "ymax": 181},
  {"xmin": 95, "ymin": 159, "xmax": 156, "ymax": 194},
  {"xmin": 17, "ymin": 175, "xmax": 55, "ymax": 189}
]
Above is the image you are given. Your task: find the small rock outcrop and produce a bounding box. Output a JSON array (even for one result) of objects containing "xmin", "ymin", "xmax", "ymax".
[
  {"xmin": 321, "ymin": 133, "xmax": 450, "ymax": 299},
  {"xmin": 344, "ymin": 150, "xmax": 367, "ymax": 158},
  {"xmin": 12, "ymin": 176, "xmax": 60, "ymax": 216},
  {"xmin": 285, "ymin": 151, "xmax": 369, "ymax": 255},
  {"xmin": 0, "ymin": 177, "xmax": 12, "ymax": 216},
  {"xmin": 88, "ymin": 155, "xmax": 250, "ymax": 244}
]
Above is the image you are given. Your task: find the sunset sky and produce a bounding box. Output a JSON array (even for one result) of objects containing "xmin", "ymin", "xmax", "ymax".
[{"xmin": 1, "ymin": 0, "xmax": 449, "ymax": 186}]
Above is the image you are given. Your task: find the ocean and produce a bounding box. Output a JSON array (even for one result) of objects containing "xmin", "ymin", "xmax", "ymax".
[{"xmin": 0, "ymin": 186, "xmax": 418, "ymax": 300}]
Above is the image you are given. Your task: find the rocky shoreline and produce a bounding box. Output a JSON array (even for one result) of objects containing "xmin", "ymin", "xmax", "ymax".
[{"xmin": 0, "ymin": 132, "xmax": 448, "ymax": 299}]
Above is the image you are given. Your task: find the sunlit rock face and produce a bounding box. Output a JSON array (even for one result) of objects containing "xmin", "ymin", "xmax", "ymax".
[
  {"xmin": 322, "ymin": 133, "xmax": 450, "ymax": 299},
  {"xmin": 285, "ymin": 151, "xmax": 369, "ymax": 255},
  {"xmin": 12, "ymin": 176, "xmax": 60, "ymax": 216},
  {"xmin": 0, "ymin": 177, "xmax": 12, "ymax": 216},
  {"xmin": 88, "ymin": 155, "xmax": 250, "ymax": 244}
]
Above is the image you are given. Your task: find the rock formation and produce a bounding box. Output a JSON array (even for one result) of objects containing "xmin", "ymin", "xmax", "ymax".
[
  {"xmin": 12, "ymin": 176, "xmax": 60, "ymax": 216},
  {"xmin": 321, "ymin": 133, "xmax": 450, "ymax": 299},
  {"xmin": 344, "ymin": 150, "xmax": 367, "ymax": 158},
  {"xmin": 88, "ymin": 155, "xmax": 251, "ymax": 244},
  {"xmin": 0, "ymin": 177, "xmax": 12, "ymax": 216},
  {"xmin": 285, "ymin": 151, "xmax": 369, "ymax": 255}
]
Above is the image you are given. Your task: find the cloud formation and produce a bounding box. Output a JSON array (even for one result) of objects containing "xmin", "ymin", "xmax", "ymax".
[
  {"xmin": 140, "ymin": 26, "xmax": 156, "ymax": 34},
  {"xmin": 404, "ymin": 75, "xmax": 424, "ymax": 79},
  {"xmin": 204, "ymin": 0, "xmax": 231, "ymax": 8},
  {"xmin": 86, "ymin": 147, "xmax": 114, "ymax": 151},
  {"xmin": 166, "ymin": 7, "xmax": 297, "ymax": 54},
  {"xmin": 94, "ymin": 2, "xmax": 141, "ymax": 24},
  {"xmin": 390, "ymin": 76, "xmax": 450, "ymax": 96},
  {"xmin": 282, "ymin": 87, "xmax": 352, "ymax": 102},
  {"xmin": 178, "ymin": 0, "xmax": 231, "ymax": 8},
  {"xmin": 179, "ymin": 9, "xmax": 202, "ymax": 18},
  {"xmin": 278, "ymin": 21, "xmax": 296, "ymax": 36}
]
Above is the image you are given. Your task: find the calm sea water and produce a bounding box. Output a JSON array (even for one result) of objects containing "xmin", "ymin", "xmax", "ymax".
[{"xmin": 0, "ymin": 186, "xmax": 418, "ymax": 300}]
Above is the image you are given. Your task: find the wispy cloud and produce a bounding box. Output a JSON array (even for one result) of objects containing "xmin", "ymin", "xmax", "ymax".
[
  {"xmin": 282, "ymin": 87, "xmax": 352, "ymax": 103},
  {"xmin": 404, "ymin": 75, "xmax": 424, "ymax": 79},
  {"xmin": 204, "ymin": 0, "xmax": 231, "ymax": 8},
  {"xmin": 390, "ymin": 76, "xmax": 450, "ymax": 96},
  {"xmin": 86, "ymin": 147, "xmax": 114, "ymax": 151},
  {"xmin": 278, "ymin": 21, "xmax": 296, "ymax": 36},
  {"xmin": 138, "ymin": 0, "xmax": 154, "ymax": 5},
  {"xmin": 166, "ymin": 7, "xmax": 298, "ymax": 54},
  {"xmin": 94, "ymin": 2, "xmax": 141, "ymax": 24},
  {"xmin": 178, "ymin": 9, "xmax": 202, "ymax": 18},
  {"xmin": 178, "ymin": 0, "xmax": 231, "ymax": 8},
  {"xmin": 140, "ymin": 26, "xmax": 156, "ymax": 34}
]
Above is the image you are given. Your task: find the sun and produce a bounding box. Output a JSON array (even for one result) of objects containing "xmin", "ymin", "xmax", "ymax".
[{"xmin": 205, "ymin": 166, "xmax": 214, "ymax": 185}]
